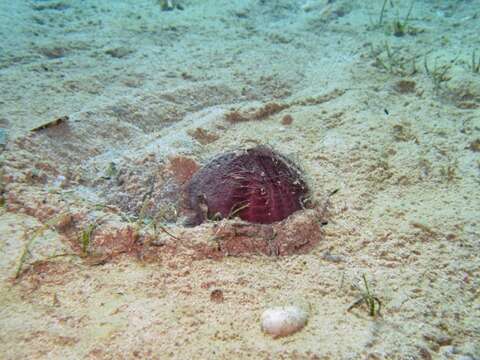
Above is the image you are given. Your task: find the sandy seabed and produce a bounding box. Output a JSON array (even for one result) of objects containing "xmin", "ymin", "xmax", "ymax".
[{"xmin": 0, "ymin": 0, "xmax": 479, "ymax": 359}]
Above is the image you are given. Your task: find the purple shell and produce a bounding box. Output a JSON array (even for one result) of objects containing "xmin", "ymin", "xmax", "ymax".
[{"xmin": 185, "ymin": 146, "xmax": 309, "ymax": 225}]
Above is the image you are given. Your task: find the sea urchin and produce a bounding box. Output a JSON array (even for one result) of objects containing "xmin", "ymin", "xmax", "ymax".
[{"xmin": 185, "ymin": 146, "xmax": 310, "ymax": 226}]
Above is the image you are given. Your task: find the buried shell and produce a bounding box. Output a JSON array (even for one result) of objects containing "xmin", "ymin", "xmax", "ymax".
[{"xmin": 185, "ymin": 146, "xmax": 310, "ymax": 226}]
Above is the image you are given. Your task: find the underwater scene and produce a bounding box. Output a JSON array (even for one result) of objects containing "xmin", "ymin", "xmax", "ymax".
[{"xmin": 0, "ymin": 0, "xmax": 479, "ymax": 358}]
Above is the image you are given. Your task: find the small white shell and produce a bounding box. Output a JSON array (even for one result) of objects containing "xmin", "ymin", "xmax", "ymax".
[{"xmin": 261, "ymin": 306, "xmax": 308, "ymax": 338}]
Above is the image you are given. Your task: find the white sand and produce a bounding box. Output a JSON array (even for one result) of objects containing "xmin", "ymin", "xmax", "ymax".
[{"xmin": 1, "ymin": 0, "xmax": 479, "ymax": 358}]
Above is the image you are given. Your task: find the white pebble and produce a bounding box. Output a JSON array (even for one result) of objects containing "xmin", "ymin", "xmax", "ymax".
[{"xmin": 261, "ymin": 306, "xmax": 308, "ymax": 338}]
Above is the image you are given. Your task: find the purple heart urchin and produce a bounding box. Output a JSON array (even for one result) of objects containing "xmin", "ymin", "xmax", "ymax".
[{"xmin": 185, "ymin": 146, "xmax": 310, "ymax": 226}]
